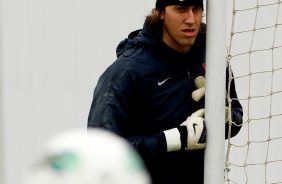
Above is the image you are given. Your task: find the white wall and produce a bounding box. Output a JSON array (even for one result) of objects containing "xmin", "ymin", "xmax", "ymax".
[{"xmin": 0, "ymin": 1, "xmax": 154, "ymax": 184}]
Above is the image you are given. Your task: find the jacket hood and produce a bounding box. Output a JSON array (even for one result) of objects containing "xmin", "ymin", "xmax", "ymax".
[{"xmin": 116, "ymin": 21, "xmax": 158, "ymax": 57}]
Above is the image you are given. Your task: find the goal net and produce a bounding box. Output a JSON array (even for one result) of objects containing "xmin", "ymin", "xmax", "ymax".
[{"xmin": 225, "ymin": 0, "xmax": 282, "ymax": 183}]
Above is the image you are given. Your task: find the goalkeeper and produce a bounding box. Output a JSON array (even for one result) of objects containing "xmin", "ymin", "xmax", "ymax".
[{"xmin": 88, "ymin": 0, "xmax": 243, "ymax": 183}]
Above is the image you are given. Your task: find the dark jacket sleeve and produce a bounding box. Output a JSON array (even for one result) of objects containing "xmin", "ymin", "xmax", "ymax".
[
  {"xmin": 87, "ymin": 62, "xmax": 167, "ymax": 155},
  {"xmin": 225, "ymin": 67, "xmax": 243, "ymax": 139}
]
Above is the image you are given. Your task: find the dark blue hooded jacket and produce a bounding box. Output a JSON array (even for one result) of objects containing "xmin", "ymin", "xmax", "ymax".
[{"xmin": 88, "ymin": 21, "xmax": 243, "ymax": 184}]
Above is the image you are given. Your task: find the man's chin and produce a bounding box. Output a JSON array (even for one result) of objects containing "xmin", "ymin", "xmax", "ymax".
[{"xmin": 180, "ymin": 39, "xmax": 196, "ymax": 47}]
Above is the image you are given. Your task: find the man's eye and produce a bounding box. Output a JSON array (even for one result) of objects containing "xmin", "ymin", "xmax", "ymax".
[
  {"xmin": 193, "ymin": 6, "xmax": 202, "ymax": 13},
  {"xmin": 175, "ymin": 6, "xmax": 186, "ymax": 12}
]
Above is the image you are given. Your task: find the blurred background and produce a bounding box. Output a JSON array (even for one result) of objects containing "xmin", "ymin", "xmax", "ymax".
[{"xmin": 0, "ymin": 1, "xmax": 155, "ymax": 184}]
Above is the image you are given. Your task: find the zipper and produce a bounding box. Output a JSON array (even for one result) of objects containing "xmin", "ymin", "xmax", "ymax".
[{"xmin": 187, "ymin": 71, "xmax": 192, "ymax": 79}]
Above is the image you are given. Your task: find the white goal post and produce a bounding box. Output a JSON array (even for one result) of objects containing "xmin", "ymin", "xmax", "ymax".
[
  {"xmin": 204, "ymin": 0, "xmax": 227, "ymax": 183},
  {"xmin": 205, "ymin": 0, "xmax": 282, "ymax": 184}
]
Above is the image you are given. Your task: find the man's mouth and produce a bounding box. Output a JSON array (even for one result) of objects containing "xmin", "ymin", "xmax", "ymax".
[{"xmin": 182, "ymin": 28, "xmax": 196, "ymax": 37}]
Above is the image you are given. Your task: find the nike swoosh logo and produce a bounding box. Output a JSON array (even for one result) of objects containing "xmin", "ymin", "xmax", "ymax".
[
  {"xmin": 158, "ymin": 77, "xmax": 171, "ymax": 86},
  {"xmin": 193, "ymin": 123, "xmax": 198, "ymax": 134}
]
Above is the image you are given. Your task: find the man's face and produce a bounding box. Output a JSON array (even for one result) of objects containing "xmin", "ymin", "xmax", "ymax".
[{"xmin": 160, "ymin": 5, "xmax": 203, "ymax": 53}]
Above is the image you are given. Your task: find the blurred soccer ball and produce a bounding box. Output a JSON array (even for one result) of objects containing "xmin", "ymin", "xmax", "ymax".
[{"xmin": 22, "ymin": 128, "xmax": 151, "ymax": 184}]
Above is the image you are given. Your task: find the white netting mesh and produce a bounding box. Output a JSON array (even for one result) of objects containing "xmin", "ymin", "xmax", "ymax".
[{"xmin": 225, "ymin": 0, "xmax": 282, "ymax": 183}]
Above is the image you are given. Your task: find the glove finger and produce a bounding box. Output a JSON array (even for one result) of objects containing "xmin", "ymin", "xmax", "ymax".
[
  {"xmin": 191, "ymin": 108, "xmax": 205, "ymax": 117},
  {"xmin": 194, "ymin": 76, "xmax": 205, "ymax": 88}
]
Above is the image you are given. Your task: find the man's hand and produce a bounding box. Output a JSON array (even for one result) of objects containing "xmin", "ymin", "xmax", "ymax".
[
  {"xmin": 180, "ymin": 108, "xmax": 206, "ymax": 150},
  {"xmin": 192, "ymin": 76, "xmax": 205, "ymax": 102},
  {"xmin": 192, "ymin": 76, "xmax": 230, "ymax": 123},
  {"xmin": 163, "ymin": 109, "xmax": 206, "ymax": 152}
]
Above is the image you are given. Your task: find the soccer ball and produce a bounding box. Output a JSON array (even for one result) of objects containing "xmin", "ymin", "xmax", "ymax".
[{"xmin": 22, "ymin": 128, "xmax": 151, "ymax": 184}]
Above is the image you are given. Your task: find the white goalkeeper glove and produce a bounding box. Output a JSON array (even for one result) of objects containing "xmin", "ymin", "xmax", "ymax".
[
  {"xmin": 192, "ymin": 76, "xmax": 230, "ymax": 123},
  {"xmin": 163, "ymin": 109, "xmax": 206, "ymax": 152},
  {"xmin": 181, "ymin": 108, "xmax": 206, "ymax": 150},
  {"xmin": 191, "ymin": 76, "xmax": 205, "ymax": 102}
]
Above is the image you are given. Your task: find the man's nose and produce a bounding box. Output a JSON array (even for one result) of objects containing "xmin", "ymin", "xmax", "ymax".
[{"xmin": 184, "ymin": 9, "xmax": 196, "ymax": 24}]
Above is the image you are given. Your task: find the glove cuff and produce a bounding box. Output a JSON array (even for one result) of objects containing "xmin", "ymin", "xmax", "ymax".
[
  {"xmin": 163, "ymin": 127, "xmax": 188, "ymax": 152},
  {"xmin": 163, "ymin": 128, "xmax": 181, "ymax": 152}
]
